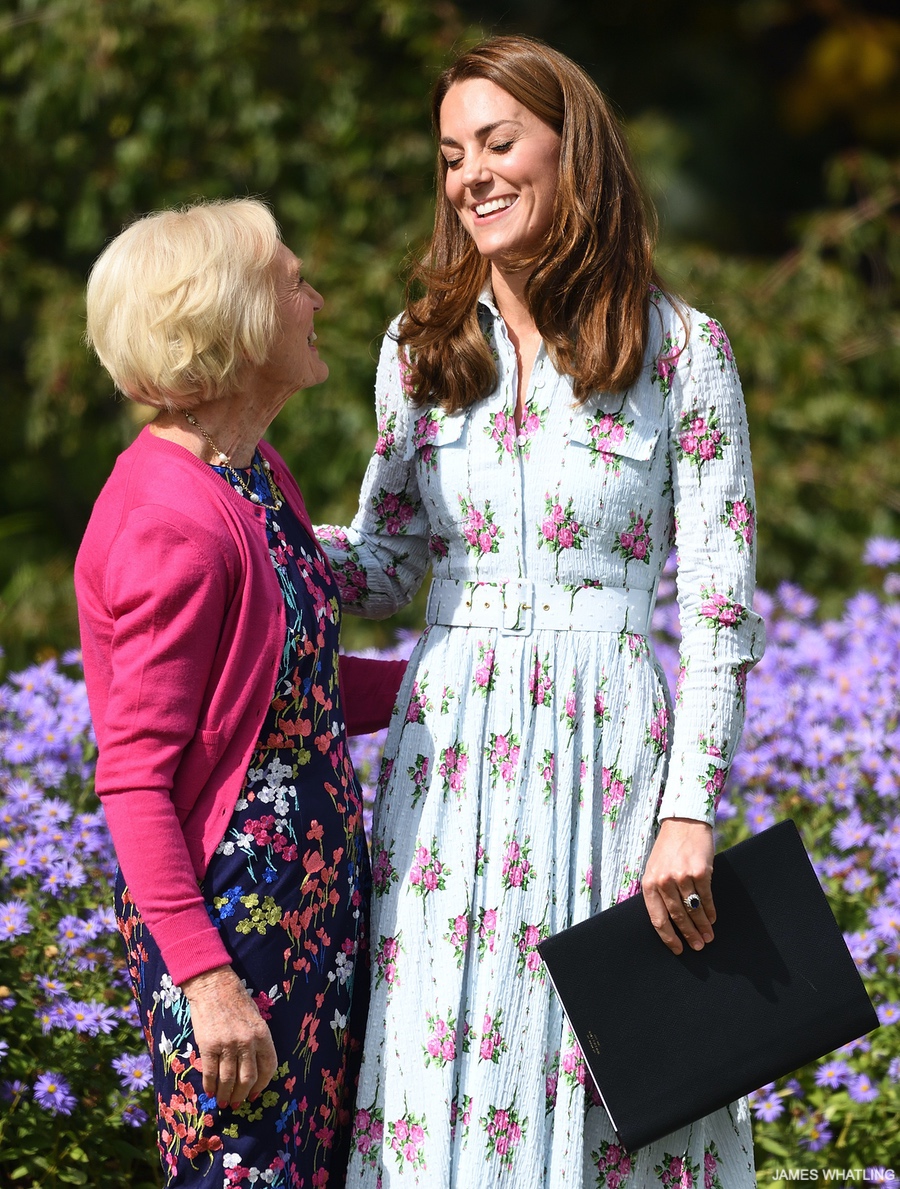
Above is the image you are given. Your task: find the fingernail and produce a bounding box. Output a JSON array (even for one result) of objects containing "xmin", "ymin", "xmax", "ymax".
[
  {"xmin": 692, "ymin": 939, "xmax": 704, "ymax": 950},
  {"xmin": 703, "ymin": 932, "xmax": 713, "ymax": 943}
]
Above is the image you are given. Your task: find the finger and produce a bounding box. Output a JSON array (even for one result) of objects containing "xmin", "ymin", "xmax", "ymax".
[
  {"xmin": 216, "ymin": 1052, "xmax": 237, "ymax": 1110},
  {"xmin": 680, "ymin": 882, "xmax": 716, "ymax": 938},
  {"xmin": 643, "ymin": 886, "xmax": 685, "ymax": 955},
  {"xmin": 700, "ymin": 885, "xmax": 716, "ymax": 926},
  {"xmin": 231, "ymin": 1046, "xmax": 259, "ymax": 1109},
  {"xmin": 200, "ymin": 1050, "xmax": 219, "ymax": 1103},
  {"xmin": 249, "ymin": 1034, "xmax": 278, "ymax": 1101},
  {"xmin": 664, "ymin": 889, "xmax": 710, "ymax": 950}
]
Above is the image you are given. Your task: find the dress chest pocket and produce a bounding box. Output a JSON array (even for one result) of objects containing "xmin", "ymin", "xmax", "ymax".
[
  {"xmin": 568, "ymin": 402, "xmax": 662, "ymax": 473},
  {"xmin": 403, "ymin": 408, "xmax": 467, "ymax": 467}
]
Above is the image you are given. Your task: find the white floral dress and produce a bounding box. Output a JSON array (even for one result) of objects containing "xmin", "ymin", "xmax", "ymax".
[{"xmin": 317, "ymin": 290, "xmax": 765, "ymax": 1188}]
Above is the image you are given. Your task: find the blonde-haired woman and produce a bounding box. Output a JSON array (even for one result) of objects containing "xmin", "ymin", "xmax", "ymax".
[
  {"xmin": 75, "ymin": 199, "xmax": 404, "ymax": 1187},
  {"xmin": 318, "ymin": 36, "xmax": 765, "ymax": 1187}
]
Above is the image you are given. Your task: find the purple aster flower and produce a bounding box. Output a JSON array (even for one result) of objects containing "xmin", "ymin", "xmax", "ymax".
[
  {"xmin": 39, "ymin": 866, "xmax": 67, "ymax": 895},
  {"xmin": 799, "ymin": 1115, "xmax": 833, "ymax": 1152},
  {"xmin": 82, "ymin": 1002, "xmax": 118, "ymax": 1035},
  {"xmin": 876, "ymin": 1002, "xmax": 900, "ymax": 1026},
  {"xmin": 1, "ymin": 1079, "xmax": 27, "ymax": 1101},
  {"xmin": 33, "ymin": 1072, "xmax": 77, "ymax": 1115},
  {"xmin": 814, "ymin": 1059, "xmax": 851, "ymax": 1088},
  {"xmin": 118, "ymin": 1000, "xmax": 142, "ymax": 1029},
  {"xmin": 122, "ymin": 1102, "xmax": 149, "ymax": 1127},
  {"xmin": 3, "ymin": 777, "xmax": 40, "ymax": 811},
  {"xmin": 36, "ymin": 975, "xmax": 67, "ymax": 999},
  {"xmin": 751, "ymin": 1090, "xmax": 784, "ymax": 1121},
  {"xmin": 29, "ymin": 843, "xmax": 62, "ymax": 871},
  {"xmin": 62, "ymin": 1000, "xmax": 94, "ymax": 1033},
  {"xmin": 747, "ymin": 806, "xmax": 775, "ymax": 834},
  {"xmin": 885, "ymin": 572, "xmax": 900, "ymax": 597},
  {"xmin": 869, "ymin": 904, "xmax": 900, "ymax": 942},
  {"xmin": 0, "ymin": 1039, "xmax": 8, "ymax": 1062},
  {"xmin": 776, "ymin": 582, "xmax": 819, "ymax": 619},
  {"xmin": 843, "ymin": 868, "xmax": 874, "ymax": 893},
  {"xmin": 863, "ymin": 537, "xmax": 900, "ymax": 568},
  {"xmin": 820, "ymin": 856, "xmax": 852, "ymax": 878},
  {"xmin": 847, "ymin": 1072, "xmax": 879, "ymax": 1103},
  {"xmin": 3, "ymin": 734, "xmax": 40, "ymax": 765},
  {"xmin": 88, "ymin": 905, "xmax": 117, "ymax": 935},
  {"xmin": 33, "ymin": 758, "xmax": 68, "ymax": 788},
  {"xmin": 55, "ymin": 858, "xmax": 87, "ymax": 890},
  {"xmin": 888, "ymin": 1057, "xmax": 900, "ymax": 1081},
  {"xmin": 841, "ymin": 932, "xmax": 879, "ymax": 970},
  {"xmin": 112, "ymin": 1053, "xmax": 153, "ymax": 1091},
  {"xmin": 838, "ymin": 1036, "xmax": 871, "ymax": 1056},
  {"xmin": 2, "ymin": 841, "xmax": 39, "ymax": 878},
  {"xmin": 34, "ymin": 1007, "xmax": 55, "ymax": 1035},
  {"xmin": 57, "ymin": 914, "xmax": 86, "ymax": 952},
  {"xmin": 844, "ymin": 591, "xmax": 882, "ymax": 633},
  {"xmin": 0, "ymin": 899, "xmax": 32, "ymax": 940},
  {"xmin": 832, "ymin": 811, "xmax": 873, "ymax": 851},
  {"xmin": 35, "ymin": 797, "xmax": 73, "ymax": 825}
]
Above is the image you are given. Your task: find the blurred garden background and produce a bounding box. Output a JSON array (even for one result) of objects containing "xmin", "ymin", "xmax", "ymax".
[
  {"xmin": 0, "ymin": 0, "xmax": 898, "ymax": 667},
  {"xmin": 1, "ymin": 0, "xmax": 899, "ymax": 1183}
]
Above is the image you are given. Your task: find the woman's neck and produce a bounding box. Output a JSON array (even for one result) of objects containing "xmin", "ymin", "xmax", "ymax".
[
  {"xmin": 150, "ymin": 393, "xmax": 274, "ymax": 470},
  {"xmin": 490, "ymin": 263, "xmax": 543, "ymax": 429},
  {"xmin": 490, "ymin": 262, "xmax": 537, "ymax": 340}
]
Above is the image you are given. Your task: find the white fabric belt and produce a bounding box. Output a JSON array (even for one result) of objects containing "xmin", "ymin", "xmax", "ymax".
[{"xmin": 424, "ymin": 579, "xmax": 653, "ymax": 637}]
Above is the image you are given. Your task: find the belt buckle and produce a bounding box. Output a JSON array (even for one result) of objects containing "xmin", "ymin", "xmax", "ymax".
[{"xmin": 501, "ymin": 580, "xmax": 534, "ymax": 636}]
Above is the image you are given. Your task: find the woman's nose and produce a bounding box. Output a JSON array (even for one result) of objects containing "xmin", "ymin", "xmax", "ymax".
[{"xmin": 460, "ymin": 150, "xmax": 491, "ymax": 190}]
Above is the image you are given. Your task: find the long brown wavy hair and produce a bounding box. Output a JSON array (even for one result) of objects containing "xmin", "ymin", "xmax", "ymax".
[{"xmin": 399, "ymin": 35, "xmax": 667, "ymax": 411}]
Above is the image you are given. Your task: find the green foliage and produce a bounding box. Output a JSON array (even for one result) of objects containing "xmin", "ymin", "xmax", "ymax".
[
  {"xmin": 0, "ymin": 0, "xmax": 472, "ymax": 667},
  {"xmin": 659, "ymin": 153, "xmax": 900, "ymax": 612},
  {"xmin": 0, "ymin": 0, "xmax": 898, "ymax": 666}
]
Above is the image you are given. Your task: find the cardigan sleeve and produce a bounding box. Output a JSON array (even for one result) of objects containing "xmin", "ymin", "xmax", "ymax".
[
  {"xmin": 339, "ymin": 655, "xmax": 408, "ymax": 735},
  {"xmin": 90, "ymin": 507, "xmax": 234, "ymax": 983},
  {"xmin": 657, "ymin": 311, "xmax": 766, "ymax": 824},
  {"xmin": 316, "ymin": 319, "xmax": 433, "ymax": 618}
]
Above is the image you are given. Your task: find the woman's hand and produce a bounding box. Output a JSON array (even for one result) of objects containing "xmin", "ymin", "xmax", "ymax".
[
  {"xmin": 641, "ymin": 818, "xmax": 715, "ymax": 955},
  {"xmin": 181, "ymin": 965, "xmax": 278, "ymax": 1109}
]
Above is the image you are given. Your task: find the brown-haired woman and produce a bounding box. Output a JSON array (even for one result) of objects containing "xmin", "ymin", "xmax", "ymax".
[{"xmin": 318, "ymin": 35, "xmax": 765, "ymax": 1187}]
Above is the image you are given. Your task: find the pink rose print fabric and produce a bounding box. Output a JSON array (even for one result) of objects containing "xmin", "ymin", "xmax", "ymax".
[{"xmin": 317, "ymin": 290, "xmax": 762, "ymax": 1186}]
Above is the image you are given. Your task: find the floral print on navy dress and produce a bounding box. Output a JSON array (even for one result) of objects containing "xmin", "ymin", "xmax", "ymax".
[{"xmin": 115, "ymin": 450, "xmax": 370, "ymax": 1189}]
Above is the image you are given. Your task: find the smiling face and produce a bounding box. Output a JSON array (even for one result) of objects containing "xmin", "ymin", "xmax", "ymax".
[
  {"xmin": 262, "ymin": 242, "xmax": 328, "ymax": 397},
  {"xmin": 439, "ymin": 78, "xmax": 561, "ymax": 272}
]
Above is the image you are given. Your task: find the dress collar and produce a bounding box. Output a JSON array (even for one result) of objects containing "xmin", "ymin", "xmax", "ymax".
[{"xmin": 476, "ymin": 282, "xmax": 499, "ymax": 317}]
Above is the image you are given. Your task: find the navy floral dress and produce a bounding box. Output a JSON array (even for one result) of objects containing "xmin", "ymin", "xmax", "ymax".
[{"xmin": 115, "ymin": 453, "xmax": 371, "ymax": 1188}]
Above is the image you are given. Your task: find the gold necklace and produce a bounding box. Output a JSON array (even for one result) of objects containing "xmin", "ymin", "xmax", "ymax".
[{"xmin": 183, "ymin": 411, "xmax": 283, "ymax": 511}]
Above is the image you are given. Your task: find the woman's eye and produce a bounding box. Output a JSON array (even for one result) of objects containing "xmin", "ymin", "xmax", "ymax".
[
  {"xmin": 489, "ymin": 140, "xmax": 514, "ymax": 154},
  {"xmin": 444, "ymin": 156, "xmax": 463, "ymax": 171}
]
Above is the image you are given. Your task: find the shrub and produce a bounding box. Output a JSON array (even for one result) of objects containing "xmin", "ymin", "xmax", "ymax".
[{"xmin": 0, "ymin": 654, "xmax": 159, "ymax": 1188}]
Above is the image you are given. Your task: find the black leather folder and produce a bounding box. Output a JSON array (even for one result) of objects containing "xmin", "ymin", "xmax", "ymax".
[{"xmin": 537, "ymin": 819, "xmax": 878, "ymax": 1153}]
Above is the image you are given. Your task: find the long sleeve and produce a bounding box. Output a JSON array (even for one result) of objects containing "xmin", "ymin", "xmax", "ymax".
[
  {"xmin": 656, "ymin": 312, "xmax": 766, "ymax": 824},
  {"xmin": 90, "ymin": 509, "xmax": 237, "ymax": 980},
  {"xmin": 316, "ymin": 320, "xmax": 433, "ymax": 618}
]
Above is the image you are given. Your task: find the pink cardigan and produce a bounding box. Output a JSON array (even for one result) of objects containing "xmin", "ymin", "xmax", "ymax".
[{"xmin": 75, "ymin": 428, "xmax": 404, "ymax": 986}]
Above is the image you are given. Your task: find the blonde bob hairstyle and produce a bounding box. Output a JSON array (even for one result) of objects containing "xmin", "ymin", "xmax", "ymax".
[
  {"xmin": 400, "ymin": 35, "xmax": 667, "ymax": 411},
  {"xmin": 85, "ymin": 198, "xmax": 282, "ymax": 409}
]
